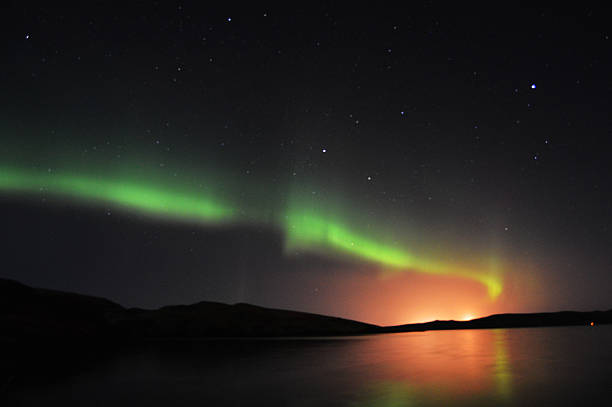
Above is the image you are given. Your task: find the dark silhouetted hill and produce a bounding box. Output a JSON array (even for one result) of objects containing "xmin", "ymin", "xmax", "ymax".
[
  {"xmin": 0, "ymin": 278, "xmax": 376, "ymax": 340},
  {"xmin": 0, "ymin": 278, "xmax": 124, "ymax": 339},
  {"xmin": 1, "ymin": 278, "xmax": 610, "ymax": 341},
  {"xmin": 381, "ymin": 310, "xmax": 612, "ymax": 333}
]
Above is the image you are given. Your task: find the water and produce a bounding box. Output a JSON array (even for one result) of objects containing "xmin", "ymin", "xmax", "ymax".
[{"xmin": 4, "ymin": 326, "xmax": 612, "ymax": 406}]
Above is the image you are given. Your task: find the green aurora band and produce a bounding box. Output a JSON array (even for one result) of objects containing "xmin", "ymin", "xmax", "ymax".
[
  {"xmin": 0, "ymin": 166, "xmax": 503, "ymax": 298},
  {"xmin": 0, "ymin": 167, "xmax": 234, "ymax": 223},
  {"xmin": 283, "ymin": 210, "xmax": 503, "ymax": 299}
]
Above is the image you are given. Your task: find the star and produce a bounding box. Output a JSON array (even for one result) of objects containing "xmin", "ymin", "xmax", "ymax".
[{"xmin": 531, "ymin": 83, "xmax": 536, "ymax": 89}]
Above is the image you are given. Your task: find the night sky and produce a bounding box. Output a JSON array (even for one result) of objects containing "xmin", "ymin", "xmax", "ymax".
[{"xmin": 2, "ymin": 3, "xmax": 611, "ymax": 325}]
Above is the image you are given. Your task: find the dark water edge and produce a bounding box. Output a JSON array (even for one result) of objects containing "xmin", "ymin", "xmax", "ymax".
[{"xmin": 3, "ymin": 326, "xmax": 612, "ymax": 406}]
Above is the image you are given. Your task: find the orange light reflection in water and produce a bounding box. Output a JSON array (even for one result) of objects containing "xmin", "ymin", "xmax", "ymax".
[{"xmin": 350, "ymin": 329, "xmax": 513, "ymax": 405}]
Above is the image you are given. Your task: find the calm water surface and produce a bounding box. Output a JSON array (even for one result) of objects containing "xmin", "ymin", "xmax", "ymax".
[{"xmin": 5, "ymin": 326, "xmax": 612, "ymax": 406}]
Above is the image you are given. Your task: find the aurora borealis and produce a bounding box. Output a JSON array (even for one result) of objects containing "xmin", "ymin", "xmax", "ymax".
[
  {"xmin": 2, "ymin": 2, "xmax": 612, "ymax": 326},
  {"xmin": 0, "ymin": 167, "xmax": 234, "ymax": 223},
  {"xmin": 283, "ymin": 210, "xmax": 503, "ymax": 299},
  {"xmin": 0, "ymin": 165, "xmax": 503, "ymax": 299}
]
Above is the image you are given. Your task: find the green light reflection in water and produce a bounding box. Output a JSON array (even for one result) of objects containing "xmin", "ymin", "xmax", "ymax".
[{"xmin": 494, "ymin": 329, "xmax": 512, "ymax": 400}]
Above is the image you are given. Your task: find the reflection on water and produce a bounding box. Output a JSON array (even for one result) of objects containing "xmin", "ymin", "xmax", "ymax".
[
  {"xmin": 5, "ymin": 326, "xmax": 612, "ymax": 406},
  {"xmin": 352, "ymin": 329, "xmax": 514, "ymax": 406},
  {"xmin": 494, "ymin": 329, "xmax": 512, "ymax": 400}
]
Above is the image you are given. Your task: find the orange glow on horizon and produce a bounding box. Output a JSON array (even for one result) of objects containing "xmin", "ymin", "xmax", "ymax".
[
  {"xmin": 280, "ymin": 258, "xmax": 544, "ymax": 326},
  {"xmin": 320, "ymin": 270, "xmax": 506, "ymax": 325},
  {"xmin": 410, "ymin": 316, "xmax": 438, "ymax": 324}
]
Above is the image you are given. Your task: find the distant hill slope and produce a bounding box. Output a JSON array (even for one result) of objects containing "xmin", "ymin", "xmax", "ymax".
[
  {"xmin": 382, "ymin": 310, "xmax": 612, "ymax": 333},
  {"xmin": 0, "ymin": 278, "xmax": 377, "ymax": 339},
  {"xmin": 0, "ymin": 278, "xmax": 125, "ymax": 339},
  {"xmin": 120, "ymin": 301, "xmax": 379, "ymax": 338},
  {"xmin": 1, "ymin": 278, "xmax": 610, "ymax": 340}
]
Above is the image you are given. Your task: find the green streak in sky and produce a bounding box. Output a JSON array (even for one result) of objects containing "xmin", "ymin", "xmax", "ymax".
[
  {"xmin": 0, "ymin": 166, "xmax": 503, "ymax": 299},
  {"xmin": 284, "ymin": 209, "xmax": 503, "ymax": 299},
  {"xmin": 0, "ymin": 167, "xmax": 234, "ymax": 222},
  {"xmin": 284, "ymin": 210, "xmax": 414, "ymax": 267}
]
